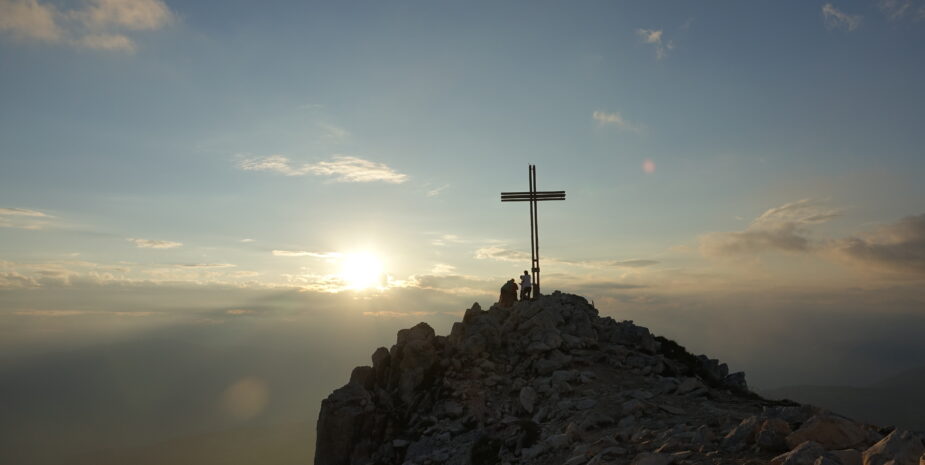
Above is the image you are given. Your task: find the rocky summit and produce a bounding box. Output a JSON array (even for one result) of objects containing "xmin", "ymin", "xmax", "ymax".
[{"xmin": 314, "ymin": 291, "xmax": 925, "ymax": 465}]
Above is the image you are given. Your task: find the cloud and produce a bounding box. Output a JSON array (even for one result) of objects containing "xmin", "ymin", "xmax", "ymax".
[
  {"xmin": 177, "ymin": 263, "xmax": 236, "ymax": 269},
  {"xmin": 318, "ymin": 123, "xmax": 349, "ymax": 140},
  {"xmin": 408, "ymin": 274, "xmax": 496, "ymax": 296},
  {"xmin": 272, "ymin": 250, "xmax": 340, "ymax": 259},
  {"xmin": 426, "ymin": 184, "xmax": 450, "ymax": 197},
  {"xmin": 430, "ymin": 234, "xmax": 466, "ymax": 246},
  {"xmin": 226, "ymin": 309, "xmax": 255, "ymax": 315},
  {"xmin": 0, "ymin": 0, "xmax": 173, "ymax": 52},
  {"xmin": 0, "ymin": 271, "xmax": 40, "ymax": 288},
  {"xmin": 0, "ymin": 0, "xmax": 61, "ymax": 42},
  {"xmin": 430, "ymin": 263, "xmax": 456, "ymax": 275},
  {"xmin": 240, "ymin": 238, "xmax": 255, "ymax": 243},
  {"xmin": 129, "ymin": 238, "xmax": 182, "ymax": 249},
  {"xmin": 72, "ymin": 0, "xmax": 173, "ymax": 31},
  {"xmin": 237, "ymin": 155, "xmax": 408, "ymax": 184},
  {"xmin": 475, "ymin": 245, "xmax": 659, "ymax": 271},
  {"xmin": 828, "ymin": 214, "xmax": 925, "ymax": 275},
  {"xmin": 0, "ymin": 207, "xmax": 48, "ymax": 217},
  {"xmin": 700, "ymin": 199, "xmax": 841, "ymax": 256},
  {"xmin": 362, "ymin": 311, "xmax": 437, "ymax": 318},
  {"xmin": 822, "ymin": 3, "xmax": 863, "ymax": 31},
  {"xmin": 474, "ymin": 246, "xmax": 531, "ymax": 262},
  {"xmin": 0, "ymin": 207, "xmax": 52, "ymax": 229},
  {"xmin": 609, "ymin": 259, "xmax": 660, "ymax": 268},
  {"xmin": 636, "ymin": 28, "xmax": 674, "ymax": 59},
  {"xmin": 593, "ymin": 110, "xmax": 644, "ymax": 133},
  {"xmin": 77, "ymin": 32, "xmax": 135, "ymax": 51},
  {"xmin": 12, "ymin": 309, "xmax": 161, "ymax": 317},
  {"xmin": 877, "ymin": 0, "xmax": 925, "ymax": 20}
]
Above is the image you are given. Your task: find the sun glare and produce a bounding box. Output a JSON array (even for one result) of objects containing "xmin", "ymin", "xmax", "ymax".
[{"xmin": 339, "ymin": 252, "xmax": 385, "ymax": 290}]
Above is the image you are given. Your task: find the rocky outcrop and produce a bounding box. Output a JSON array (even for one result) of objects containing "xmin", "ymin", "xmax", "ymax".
[{"xmin": 313, "ymin": 291, "xmax": 924, "ymax": 465}]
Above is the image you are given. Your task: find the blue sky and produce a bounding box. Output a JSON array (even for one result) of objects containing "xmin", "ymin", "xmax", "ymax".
[{"xmin": 2, "ymin": 0, "xmax": 925, "ymax": 388}]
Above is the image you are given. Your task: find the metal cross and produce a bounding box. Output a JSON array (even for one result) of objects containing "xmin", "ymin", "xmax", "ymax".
[{"xmin": 500, "ymin": 164, "xmax": 565, "ymax": 297}]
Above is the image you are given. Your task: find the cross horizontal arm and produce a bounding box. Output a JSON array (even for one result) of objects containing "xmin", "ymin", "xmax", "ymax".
[
  {"xmin": 501, "ymin": 197, "xmax": 565, "ymax": 202},
  {"xmin": 501, "ymin": 193, "xmax": 566, "ymax": 200},
  {"xmin": 501, "ymin": 191, "xmax": 565, "ymax": 196}
]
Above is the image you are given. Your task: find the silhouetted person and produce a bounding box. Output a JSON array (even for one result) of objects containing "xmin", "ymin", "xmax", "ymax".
[
  {"xmin": 520, "ymin": 270, "xmax": 532, "ymax": 301},
  {"xmin": 499, "ymin": 279, "xmax": 518, "ymax": 308}
]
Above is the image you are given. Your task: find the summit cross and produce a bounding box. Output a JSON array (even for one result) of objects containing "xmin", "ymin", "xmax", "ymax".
[{"xmin": 500, "ymin": 164, "xmax": 566, "ymax": 297}]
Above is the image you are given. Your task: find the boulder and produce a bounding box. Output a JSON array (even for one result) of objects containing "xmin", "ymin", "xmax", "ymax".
[
  {"xmin": 632, "ymin": 452, "xmax": 675, "ymax": 465},
  {"xmin": 519, "ymin": 386, "xmax": 537, "ymax": 414},
  {"xmin": 862, "ymin": 429, "xmax": 925, "ymax": 465},
  {"xmin": 722, "ymin": 416, "xmax": 760, "ymax": 451},
  {"xmin": 831, "ymin": 449, "xmax": 862, "ymax": 465},
  {"xmin": 675, "ymin": 377, "xmax": 706, "ymax": 395},
  {"xmin": 771, "ymin": 441, "xmax": 828, "ymax": 465},
  {"xmin": 757, "ymin": 418, "xmax": 793, "ymax": 452},
  {"xmin": 785, "ymin": 413, "xmax": 872, "ymax": 450}
]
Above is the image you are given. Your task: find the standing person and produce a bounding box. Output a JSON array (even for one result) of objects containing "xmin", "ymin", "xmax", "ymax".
[{"xmin": 520, "ymin": 270, "xmax": 532, "ymax": 301}]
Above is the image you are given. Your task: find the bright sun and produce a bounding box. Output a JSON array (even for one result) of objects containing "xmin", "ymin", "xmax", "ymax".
[{"xmin": 339, "ymin": 252, "xmax": 385, "ymax": 290}]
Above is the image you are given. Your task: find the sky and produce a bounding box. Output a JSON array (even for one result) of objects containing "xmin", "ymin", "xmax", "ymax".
[{"xmin": 2, "ymin": 0, "xmax": 925, "ymax": 400}]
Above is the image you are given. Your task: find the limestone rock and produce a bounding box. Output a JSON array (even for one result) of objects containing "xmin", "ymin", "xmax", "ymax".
[
  {"xmin": 771, "ymin": 441, "xmax": 828, "ymax": 465},
  {"xmin": 831, "ymin": 449, "xmax": 862, "ymax": 465},
  {"xmin": 785, "ymin": 413, "xmax": 873, "ymax": 450},
  {"xmin": 862, "ymin": 429, "xmax": 925, "ymax": 465},
  {"xmin": 757, "ymin": 418, "xmax": 793, "ymax": 452},
  {"xmin": 519, "ymin": 386, "xmax": 537, "ymax": 414},
  {"xmin": 722, "ymin": 416, "xmax": 760, "ymax": 451}
]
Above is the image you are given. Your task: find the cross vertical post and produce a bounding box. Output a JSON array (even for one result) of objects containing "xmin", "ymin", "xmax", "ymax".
[{"xmin": 501, "ymin": 164, "xmax": 565, "ymax": 298}]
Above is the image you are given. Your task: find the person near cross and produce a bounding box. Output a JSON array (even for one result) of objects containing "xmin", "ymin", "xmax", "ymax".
[
  {"xmin": 520, "ymin": 270, "xmax": 532, "ymax": 301},
  {"xmin": 499, "ymin": 279, "xmax": 518, "ymax": 308}
]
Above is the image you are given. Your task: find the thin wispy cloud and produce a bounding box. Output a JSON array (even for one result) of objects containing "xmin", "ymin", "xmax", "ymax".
[
  {"xmin": 226, "ymin": 309, "xmax": 255, "ymax": 315},
  {"xmin": 430, "ymin": 234, "xmax": 468, "ymax": 246},
  {"xmin": 272, "ymin": 250, "xmax": 341, "ymax": 259},
  {"xmin": 636, "ymin": 28, "xmax": 674, "ymax": 59},
  {"xmin": 822, "ymin": 3, "xmax": 863, "ymax": 31},
  {"xmin": 425, "ymin": 184, "xmax": 450, "ymax": 197},
  {"xmin": 430, "ymin": 263, "xmax": 456, "ymax": 275},
  {"xmin": 129, "ymin": 238, "xmax": 182, "ymax": 249},
  {"xmin": 318, "ymin": 123, "xmax": 350, "ymax": 140},
  {"xmin": 610, "ymin": 259, "xmax": 660, "ymax": 268},
  {"xmin": 475, "ymin": 245, "xmax": 657, "ymax": 271},
  {"xmin": 0, "ymin": 207, "xmax": 52, "ymax": 229},
  {"xmin": 474, "ymin": 246, "xmax": 531, "ymax": 262},
  {"xmin": 362, "ymin": 310, "xmax": 437, "ymax": 318},
  {"xmin": 878, "ymin": 0, "xmax": 925, "ymax": 20},
  {"xmin": 238, "ymin": 155, "xmax": 408, "ymax": 184},
  {"xmin": 177, "ymin": 263, "xmax": 236, "ymax": 269},
  {"xmin": 0, "ymin": 0, "xmax": 174, "ymax": 52},
  {"xmin": 593, "ymin": 111, "xmax": 644, "ymax": 133},
  {"xmin": 0, "ymin": 207, "xmax": 47, "ymax": 217}
]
